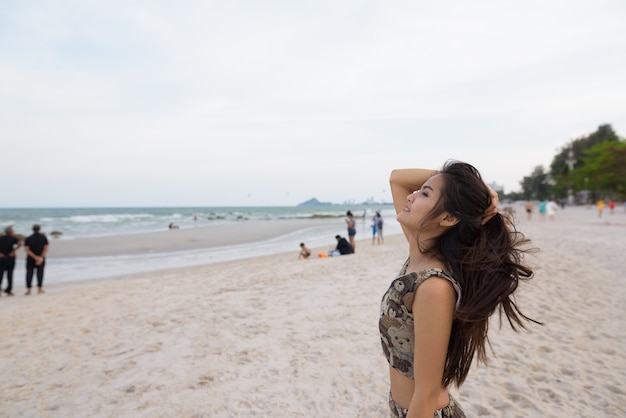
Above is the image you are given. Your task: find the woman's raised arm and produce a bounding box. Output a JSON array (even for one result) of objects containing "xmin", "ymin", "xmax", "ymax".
[{"xmin": 389, "ymin": 168, "xmax": 437, "ymax": 239}]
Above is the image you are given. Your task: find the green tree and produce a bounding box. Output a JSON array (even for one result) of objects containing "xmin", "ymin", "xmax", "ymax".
[
  {"xmin": 550, "ymin": 124, "xmax": 620, "ymax": 197},
  {"xmin": 570, "ymin": 140, "xmax": 626, "ymax": 199},
  {"xmin": 520, "ymin": 165, "xmax": 551, "ymax": 200}
]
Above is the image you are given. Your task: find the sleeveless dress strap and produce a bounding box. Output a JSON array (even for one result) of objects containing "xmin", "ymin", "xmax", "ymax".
[
  {"xmin": 415, "ymin": 268, "xmax": 462, "ymax": 312},
  {"xmin": 400, "ymin": 259, "xmax": 462, "ymax": 311}
]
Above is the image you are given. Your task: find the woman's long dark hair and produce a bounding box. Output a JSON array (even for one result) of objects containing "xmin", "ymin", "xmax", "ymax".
[{"xmin": 419, "ymin": 161, "xmax": 540, "ymax": 388}]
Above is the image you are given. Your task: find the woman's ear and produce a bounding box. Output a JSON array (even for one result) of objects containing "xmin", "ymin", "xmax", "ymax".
[{"xmin": 440, "ymin": 213, "xmax": 460, "ymax": 227}]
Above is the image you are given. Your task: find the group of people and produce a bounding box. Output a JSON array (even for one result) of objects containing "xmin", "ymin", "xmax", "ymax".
[
  {"xmin": 298, "ymin": 209, "xmax": 384, "ymax": 260},
  {"xmin": 298, "ymin": 234, "xmax": 354, "ymax": 260},
  {"xmin": 343, "ymin": 209, "xmax": 385, "ymax": 252},
  {"xmin": 0, "ymin": 224, "xmax": 49, "ymax": 296},
  {"xmin": 525, "ymin": 199, "xmax": 560, "ymax": 221},
  {"xmin": 597, "ymin": 199, "xmax": 617, "ymax": 217},
  {"xmin": 525, "ymin": 198, "xmax": 621, "ymax": 221}
]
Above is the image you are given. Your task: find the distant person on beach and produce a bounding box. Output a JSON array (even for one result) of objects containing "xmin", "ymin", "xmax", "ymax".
[
  {"xmin": 345, "ymin": 211, "xmax": 357, "ymax": 252},
  {"xmin": 168, "ymin": 223, "xmax": 179, "ymax": 229},
  {"xmin": 371, "ymin": 214, "xmax": 378, "ymax": 244},
  {"xmin": 539, "ymin": 200, "xmax": 547, "ymax": 220},
  {"xmin": 0, "ymin": 226, "xmax": 22, "ymax": 296},
  {"xmin": 608, "ymin": 200, "xmax": 615, "ymax": 214},
  {"xmin": 333, "ymin": 235, "xmax": 354, "ymax": 255},
  {"xmin": 375, "ymin": 211, "xmax": 384, "ymax": 244},
  {"xmin": 524, "ymin": 200, "xmax": 533, "ymax": 220},
  {"xmin": 597, "ymin": 199, "xmax": 605, "ymax": 217},
  {"xmin": 24, "ymin": 224, "xmax": 49, "ymax": 295},
  {"xmin": 381, "ymin": 161, "xmax": 538, "ymax": 417},
  {"xmin": 298, "ymin": 243, "xmax": 312, "ymax": 260},
  {"xmin": 547, "ymin": 200, "xmax": 558, "ymax": 220}
]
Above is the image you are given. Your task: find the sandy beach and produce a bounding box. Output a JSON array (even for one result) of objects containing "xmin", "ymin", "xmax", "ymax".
[
  {"xmin": 1, "ymin": 205, "xmax": 625, "ymax": 417},
  {"xmin": 7, "ymin": 217, "xmax": 395, "ymax": 284}
]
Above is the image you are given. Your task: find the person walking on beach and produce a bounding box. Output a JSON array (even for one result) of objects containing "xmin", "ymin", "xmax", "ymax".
[
  {"xmin": 345, "ymin": 211, "xmax": 357, "ymax": 252},
  {"xmin": 0, "ymin": 226, "xmax": 22, "ymax": 296},
  {"xmin": 24, "ymin": 224, "xmax": 49, "ymax": 295},
  {"xmin": 380, "ymin": 161, "xmax": 538, "ymax": 417}
]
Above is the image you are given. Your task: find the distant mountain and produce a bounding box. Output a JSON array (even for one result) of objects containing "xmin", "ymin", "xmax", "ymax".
[
  {"xmin": 297, "ymin": 198, "xmax": 334, "ymax": 206},
  {"xmin": 297, "ymin": 197, "xmax": 393, "ymax": 206}
]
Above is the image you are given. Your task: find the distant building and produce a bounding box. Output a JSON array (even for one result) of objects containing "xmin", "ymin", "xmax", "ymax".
[{"xmin": 488, "ymin": 182, "xmax": 504, "ymax": 194}]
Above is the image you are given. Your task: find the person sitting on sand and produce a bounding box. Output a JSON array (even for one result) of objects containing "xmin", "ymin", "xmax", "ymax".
[
  {"xmin": 299, "ymin": 242, "xmax": 312, "ymax": 260},
  {"xmin": 333, "ymin": 235, "xmax": 354, "ymax": 255},
  {"xmin": 168, "ymin": 223, "xmax": 179, "ymax": 229}
]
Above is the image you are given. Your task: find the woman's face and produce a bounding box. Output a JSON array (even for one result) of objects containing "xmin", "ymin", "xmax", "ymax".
[{"xmin": 396, "ymin": 174, "xmax": 446, "ymax": 233}]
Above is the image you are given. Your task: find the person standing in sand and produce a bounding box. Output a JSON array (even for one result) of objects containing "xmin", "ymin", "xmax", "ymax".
[
  {"xmin": 375, "ymin": 211, "xmax": 384, "ymax": 244},
  {"xmin": 597, "ymin": 199, "xmax": 605, "ymax": 217},
  {"xmin": 0, "ymin": 226, "xmax": 22, "ymax": 296},
  {"xmin": 524, "ymin": 200, "xmax": 533, "ymax": 220},
  {"xmin": 371, "ymin": 214, "xmax": 378, "ymax": 244},
  {"xmin": 538, "ymin": 200, "xmax": 547, "ymax": 220},
  {"xmin": 380, "ymin": 161, "xmax": 539, "ymax": 417},
  {"xmin": 345, "ymin": 211, "xmax": 357, "ymax": 252},
  {"xmin": 24, "ymin": 224, "xmax": 49, "ymax": 295},
  {"xmin": 547, "ymin": 200, "xmax": 558, "ymax": 221}
]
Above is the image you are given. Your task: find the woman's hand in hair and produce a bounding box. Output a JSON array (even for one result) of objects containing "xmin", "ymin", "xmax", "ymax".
[{"xmin": 482, "ymin": 185, "xmax": 499, "ymax": 225}]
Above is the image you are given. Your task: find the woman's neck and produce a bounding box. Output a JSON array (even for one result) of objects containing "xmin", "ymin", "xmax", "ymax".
[{"xmin": 407, "ymin": 240, "xmax": 445, "ymax": 272}]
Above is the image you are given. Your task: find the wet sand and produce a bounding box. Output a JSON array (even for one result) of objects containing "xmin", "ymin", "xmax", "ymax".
[{"xmin": 43, "ymin": 220, "xmax": 337, "ymax": 258}]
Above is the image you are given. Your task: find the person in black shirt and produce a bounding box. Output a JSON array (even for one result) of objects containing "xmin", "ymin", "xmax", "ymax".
[
  {"xmin": 334, "ymin": 235, "xmax": 354, "ymax": 255},
  {"xmin": 0, "ymin": 226, "xmax": 22, "ymax": 296},
  {"xmin": 24, "ymin": 224, "xmax": 49, "ymax": 295}
]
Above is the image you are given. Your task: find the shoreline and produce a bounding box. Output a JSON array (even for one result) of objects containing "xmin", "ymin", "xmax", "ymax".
[
  {"xmin": 7, "ymin": 218, "xmax": 403, "ymax": 285},
  {"xmin": 44, "ymin": 220, "xmax": 341, "ymax": 258}
]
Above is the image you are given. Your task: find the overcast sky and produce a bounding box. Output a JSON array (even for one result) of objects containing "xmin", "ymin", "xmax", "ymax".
[{"xmin": 2, "ymin": 1, "xmax": 625, "ymax": 207}]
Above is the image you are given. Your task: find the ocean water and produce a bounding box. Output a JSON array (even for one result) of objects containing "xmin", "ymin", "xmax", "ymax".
[
  {"xmin": 0, "ymin": 205, "xmax": 392, "ymax": 239},
  {"xmin": 0, "ymin": 205, "xmax": 400, "ymax": 284}
]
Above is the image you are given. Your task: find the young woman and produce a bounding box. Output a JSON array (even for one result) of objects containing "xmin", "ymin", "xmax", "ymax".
[
  {"xmin": 379, "ymin": 161, "xmax": 538, "ymax": 417},
  {"xmin": 345, "ymin": 211, "xmax": 357, "ymax": 251}
]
